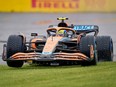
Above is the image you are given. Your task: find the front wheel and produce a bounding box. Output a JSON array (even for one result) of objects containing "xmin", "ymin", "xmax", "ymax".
[
  {"xmin": 6, "ymin": 35, "xmax": 26, "ymax": 67},
  {"xmin": 7, "ymin": 61, "xmax": 24, "ymax": 68},
  {"xmin": 79, "ymin": 36, "xmax": 98, "ymax": 66}
]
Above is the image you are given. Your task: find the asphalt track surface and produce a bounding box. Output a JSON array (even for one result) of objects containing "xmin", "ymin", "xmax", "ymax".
[{"xmin": 0, "ymin": 13, "xmax": 116, "ymax": 65}]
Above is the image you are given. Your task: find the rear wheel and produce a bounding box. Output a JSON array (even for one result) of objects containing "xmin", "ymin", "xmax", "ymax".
[
  {"xmin": 96, "ymin": 36, "xmax": 113, "ymax": 61},
  {"xmin": 6, "ymin": 35, "xmax": 26, "ymax": 67},
  {"xmin": 80, "ymin": 36, "xmax": 98, "ymax": 66}
]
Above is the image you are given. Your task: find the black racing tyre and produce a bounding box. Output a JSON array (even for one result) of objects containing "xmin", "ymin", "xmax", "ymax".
[
  {"xmin": 96, "ymin": 36, "xmax": 113, "ymax": 61},
  {"xmin": 6, "ymin": 35, "xmax": 26, "ymax": 67},
  {"xmin": 80, "ymin": 36, "xmax": 98, "ymax": 66},
  {"xmin": 7, "ymin": 61, "xmax": 24, "ymax": 68}
]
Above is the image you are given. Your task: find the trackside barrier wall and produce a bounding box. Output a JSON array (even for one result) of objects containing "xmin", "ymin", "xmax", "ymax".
[{"xmin": 0, "ymin": 0, "xmax": 116, "ymax": 12}]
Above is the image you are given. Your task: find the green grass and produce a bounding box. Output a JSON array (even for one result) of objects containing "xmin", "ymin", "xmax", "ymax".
[{"xmin": 0, "ymin": 62, "xmax": 116, "ymax": 87}]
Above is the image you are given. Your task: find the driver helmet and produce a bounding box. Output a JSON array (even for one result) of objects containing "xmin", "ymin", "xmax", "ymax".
[{"xmin": 58, "ymin": 30, "xmax": 65, "ymax": 36}]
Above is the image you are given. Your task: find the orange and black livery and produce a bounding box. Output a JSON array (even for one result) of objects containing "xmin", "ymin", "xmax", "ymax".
[{"xmin": 2, "ymin": 17, "xmax": 113, "ymax": 67}]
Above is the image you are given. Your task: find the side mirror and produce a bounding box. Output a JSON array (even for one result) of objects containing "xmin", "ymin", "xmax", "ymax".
[{"xmin": 31, "ymin": 33, "xmax": 38, "ymax": 36}]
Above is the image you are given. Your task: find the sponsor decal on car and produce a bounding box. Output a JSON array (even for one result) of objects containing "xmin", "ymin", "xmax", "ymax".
[
  {"xmin": 73, "ymin": 25, "xmax": 94, "ymax": 30},
  {"xmin": 42, "ymin": 52, "xmax": 52, "ymax": 55}
]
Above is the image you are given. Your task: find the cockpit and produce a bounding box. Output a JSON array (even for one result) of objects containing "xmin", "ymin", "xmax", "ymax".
[{"xmin": 47, "ymin": 28, "xmax": 76, "ymax": 38}]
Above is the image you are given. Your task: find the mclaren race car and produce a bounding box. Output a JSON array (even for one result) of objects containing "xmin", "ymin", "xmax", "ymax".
[{"xmin": 2, "ymin": 17, "xmax": 113, "ymax": 67}]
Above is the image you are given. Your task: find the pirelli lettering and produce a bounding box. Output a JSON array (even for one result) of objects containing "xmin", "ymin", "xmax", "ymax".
[
  {"xmin": 0, "ymin": 0, "xmax": 116, "ymax": 12},
  {"xmin": 32, "ymin": 0, "xmax": 80, "ymax": 9}
]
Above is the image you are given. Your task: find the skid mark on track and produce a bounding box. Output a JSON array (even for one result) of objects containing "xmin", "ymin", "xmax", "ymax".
[
  {"xmin": 33, "ymin": 20, "xmax": 73, "ymax": 26},
  {"xmin": 0, "ymin": 40, "xmax": 7, "ymax": 43},
  {"xmin": 32, "ymin": 18, "xmax": 116, "ymax": 26},
  {"xmin": 33, "ymin": 20, "xmax": 54, "ymax": 25}
]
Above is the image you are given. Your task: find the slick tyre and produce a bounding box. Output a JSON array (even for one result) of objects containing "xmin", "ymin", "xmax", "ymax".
[
  {"xmin": 80, "ymin": 36, "xmax": 98, "ymax": 66},
  {"xmin": 96, "ymin": 36, "xmax": 113, "ymax": 61},
  {"xmin": 6, "ymin": 35, "xmax": 26, "ymax": 67}
]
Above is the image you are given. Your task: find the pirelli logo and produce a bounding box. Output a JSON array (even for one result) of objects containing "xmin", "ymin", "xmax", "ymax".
[{"xmin": 32, "ymin": 0, "xmax": 80, "ymax": 9}]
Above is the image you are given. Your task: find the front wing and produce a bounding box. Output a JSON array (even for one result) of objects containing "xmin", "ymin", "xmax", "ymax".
[{"xmin": 4, "ymin": 52, "xmax": 91, "ymax": 62}]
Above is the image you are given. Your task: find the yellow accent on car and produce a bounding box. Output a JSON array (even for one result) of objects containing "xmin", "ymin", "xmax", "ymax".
[
  {"xmin": 57, "ymin": 17, "xmax": 68, "ymax": 20},
  {"xmin": 57, "ymin": 30, "xmax": 65, "ymax": 36}
]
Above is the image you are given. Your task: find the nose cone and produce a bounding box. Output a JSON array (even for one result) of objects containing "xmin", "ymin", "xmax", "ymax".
[{"xmin": 42, "ymin": 36, "xmax": 63, "ymax": 55}]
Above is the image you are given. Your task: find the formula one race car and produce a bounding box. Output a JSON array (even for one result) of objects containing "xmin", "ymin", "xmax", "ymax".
[{"xmin": 2, "ymin": 17, "xmax": 113, "ymax": 67}]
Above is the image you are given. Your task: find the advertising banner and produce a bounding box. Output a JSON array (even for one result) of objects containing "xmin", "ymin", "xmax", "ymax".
[{"xmin": 0, "ymin": 0, "xmax": 116, "ymax": 12}]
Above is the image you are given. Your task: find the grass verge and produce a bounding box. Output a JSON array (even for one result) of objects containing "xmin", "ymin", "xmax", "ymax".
[{"xmin": 0, "ymin": 62, "xmax": 116, "ymax": 87}]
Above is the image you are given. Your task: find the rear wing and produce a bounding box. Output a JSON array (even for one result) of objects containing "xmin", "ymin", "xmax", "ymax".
[
  {"xmin": 48, "ymin": 25, "xmax": 99, "ymax": 36},
  {"xmin": 73, "ymin": 25, "xmax": 99, "ymax": 36}
]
